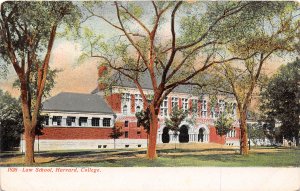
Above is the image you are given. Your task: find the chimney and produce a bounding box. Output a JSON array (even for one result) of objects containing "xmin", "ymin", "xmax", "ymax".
[{"xmin": 98, "ymin": 65, "xmax": 108, "ymax": 91}]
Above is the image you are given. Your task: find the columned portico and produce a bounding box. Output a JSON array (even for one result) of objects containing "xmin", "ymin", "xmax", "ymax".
[{"xmin": 157, "ymin": 123, "xmax": 210, "ymax": 144}]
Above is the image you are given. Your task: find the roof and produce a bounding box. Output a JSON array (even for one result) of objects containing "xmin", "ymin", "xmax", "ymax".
[
  {"xmin": 91, "ymin": 71, "xmax": 195, "ymax": 94},
  {"xmin": 42, "ymin": 92, "xmax": 114, "ymax": 114}
]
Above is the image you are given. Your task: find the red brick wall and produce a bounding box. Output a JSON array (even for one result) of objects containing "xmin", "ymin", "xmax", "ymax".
[
  {"xmin": 118, "ymin": 121, "xmax": 148, "ymax": 139},
  {"xmin": 178, "ymin": 98, "xmax": 182, "ymax": 109},
  {"xmin": 209, "ymin": 126, "xmax": 226, "ymax": 144},
  {"xmin": 131, "ymin": 94, "xmax": 135, "ymax": 113},
  {"xmin": 168, "ymin": 97, "xmax": 172, "ymax": 114},
  {"xmin": 40, "ymin": 127, "xmax": 113, "ymax": 140},
  {"xmin": 106, "ymin": 93, "xmax": 121, "ymax": 113}
]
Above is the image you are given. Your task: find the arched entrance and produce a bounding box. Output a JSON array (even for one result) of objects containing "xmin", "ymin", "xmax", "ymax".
[
  {"xmin": 179, "ymin": 125, "xmax": 189, "ymax": 143},
  {"xmin": 162, "ymin": 127, "xmax": 170, "ymax": 143},
  {"xmin": 198, "ymin": 128, "xmax": 204, "ymax": 142}
]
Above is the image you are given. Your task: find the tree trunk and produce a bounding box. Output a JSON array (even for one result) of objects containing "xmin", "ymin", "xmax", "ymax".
[
  {"xmin": 147, "ymin": 106, "xmax": 159, "ymax": 160},
  {"xmin": 24, "ymin": 124, "xmax": 35, "ymax": 164},
  {"xmin": 240, "ymin": 111, "xmax": 249, "ymax": 155},
  {"xmin": 295, "ymin": 134, "xmax": 299, "ymax": 146},
  {"xmin": 20, "ymin": 83, "xmax": 36, "ymax": 164}
]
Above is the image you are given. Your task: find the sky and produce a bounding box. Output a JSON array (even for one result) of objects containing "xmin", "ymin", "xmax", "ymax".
[{"xmin": 0, "ymin": 1, "xmax": 297, "ymax": 98}]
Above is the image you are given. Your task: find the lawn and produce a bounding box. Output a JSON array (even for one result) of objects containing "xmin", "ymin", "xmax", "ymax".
[{"xmin": 1, "ymin": 143, "xmax": 299, "ymax": 167}]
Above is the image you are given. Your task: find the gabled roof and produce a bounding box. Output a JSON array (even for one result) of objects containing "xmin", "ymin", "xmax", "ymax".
[
  {"xmin": 42, "ymin": 92, "xmax": 114, "ymax": 114},
  {"xmin": 91, "ymin": 71, "xmax": 195, "ymax": 94}
]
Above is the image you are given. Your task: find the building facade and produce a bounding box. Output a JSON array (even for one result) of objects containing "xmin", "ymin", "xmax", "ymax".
[{"xmin": 21, "ymin": 66, "xmax": 241, "ymax": 151}]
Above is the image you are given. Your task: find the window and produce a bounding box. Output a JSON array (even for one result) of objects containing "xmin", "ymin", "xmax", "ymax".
[
  {"xmin": 182, "ymin": 98, "xmax": 188, "ymax": 112},
  {"xmin": 122, "ymin": 93, "xmax": 131, "ymax": 102},
  {"xmin": 201, "ymin": 100, "xmax": 207, "ymax": 117},
  {"xmin": 92, "ymin": 118, "xmax": 100, "ymax": 126},
  {"xmin": 171, "ymin": 97, "xmax": 179, "ymax": 109},
  {"xmin": 125, "ymin": 131, "xmax": 129, "ymax": 138},
  {"xmin": 44, "ymin": 116, "xmax": 49, "ymax": 126},
  {"xmin": 136, "ymin": 106, "xmax": 141, "ymax": 112},
  {"xmin": 52, "ymin": 116, "xmax": 62, "ymax": 126},
  {"xmin": 138, "ymin": 144, "xmax": 141, "ymax": 147},
  {"xmin": 192, "ymin": 99, "xmax": 198, "ymax": 114},
  {"xmin": 79, "ymin": 117, "xmax": 88, "ymax": 126},
  {"xmin": 137, "ymin": 131, "xmax": 141, "ymax": 135},
  {"xmin": 123, "ymin": 105, "xmax": 128, "ymax": 115},
  {"xmin": 210, "ymin": 109, "xmax": 215, "ymax": 118},
  {"xmin": 135, "ymin": 94, "xmax": 143, "ymax": 112},
  {"xmin": 103, "ymin": 118, "xmax": 111, "ymax": 127},
  {"xmin": 122, "ymin": 93, "xmax": 131, "ymax": 115},
  {"xmin": 160, "ymin": 97, "xmax": 168, "ymax": 116},
  {"xmin": 125, "ymin": 145, "xmax": 129, "ymax": 148},
  {"xmin": 232, "ymin": 103, "xmax": 237, "ymax": 116},
  {"xmin": 66, "ymin": 116, "xmax": 75, "ymax": 126},
  {"xmin": 219, "ymin": 100, "xmax": 225, "ymax": 114},
  {"xmin": 125, "ymin": 120, "xmax": 129, "ymax": 127}
]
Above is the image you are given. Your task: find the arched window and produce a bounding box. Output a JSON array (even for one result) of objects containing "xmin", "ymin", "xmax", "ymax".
[
  {"xmin": 123, "ymin": 105, "xmax": 128, "ymax": 115},
  {"xmin": 136, "ymin": 105, "xmax": 141, "ymax": 112}
]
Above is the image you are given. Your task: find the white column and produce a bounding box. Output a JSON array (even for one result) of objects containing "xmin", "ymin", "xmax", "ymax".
[
  {"xmin": 49, "ymin": 117, "xmax": 53, "ymax": 126},
  {"xmin": 87, "ymin": 117, "xmax": 92, "ymax": 127},
  {"xmin": 62, "ymin": 116, "xmax": 67, "ymax": 126},
  {"xmin": 75, "ymin": 117, "xmax": 79, "ymax": 126},
  {"xmin": 100, "ymin": 118, "xmax": 103, "ymax": 127}
]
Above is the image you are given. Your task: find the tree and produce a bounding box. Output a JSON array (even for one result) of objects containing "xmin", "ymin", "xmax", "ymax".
[
  {"xmin": 82, "ymin": 1, "xmax": 273, "ymax": 159},
  {"xmin": 109, "ymin": 122, "xmax": 124, "ymax": 149},
  {"xmin": 0, "ymin": 89, "xmax": 46, "ymax": 151},
  {"xmin": 260, "ymin": 59, "xmax": 300, "ymax": 146},
  {"xmin": 0, "ymin": 90, "xmax": 23, "ymax": 151},
  {"xmin": 209, "ymin": 2, "xmax": 299, "ymax": 154},
  {"xmin": 247, "ymin": 123, "xmax": 266, "ymax": 147},
  {"xmin": 165, "ymin": 107, "xmax": 188, "ymax": 150},
  {"xmin": 136, "ymin": 107, "xmax": 151, "ymax": 135},
  {"xmin": 214, "ymin": 112, "xmax": 234, "ymax": 143},
  {"xmin": 0, "ymin": 2, "xmax": 80, "ymax": 164}
]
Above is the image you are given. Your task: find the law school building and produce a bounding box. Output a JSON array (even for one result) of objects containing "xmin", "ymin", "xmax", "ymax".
[{"xmin": 20, "ymin": 66, "xmax": 241, "ymax": 151}]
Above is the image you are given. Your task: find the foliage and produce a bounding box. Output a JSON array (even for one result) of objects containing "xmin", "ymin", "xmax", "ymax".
[
  {"xmin": 0, "ymin": 90, "xmax": 23, "ymax": 151},
  {"xmin": 247, "ymin": 123, "xmax": 267, "ymax": 146},
  {"xmin": 165, "ymin": 107, "xmax": 188, "ymax": 137},
  {"xmin": 81, "ymin": 1, "xmax": 300, "ymax": 158},
  {"xmin": 202, "ymin": 1, "xmax": 300, "ymax": 154},
  {"xmin": 214, "ymin": 113, "xmax": 234, "ymax": 137},
  {"xmin": 136, "ymin": 108, "xmax": 150, "ymax": 134},
  {"xmin": 260, "ymin": 59, "xmax": 300, "ymax": 145},
  {"xmin": 109, "ymin": 123, "xmax": 124, "ymax": 140},
  {"xmin": 0, "ymin": 89, "xmax": 47, "ymax": 151},
  {"xmin": 0, "ymin": 1, "xmax": 81, "ymax": 164}
]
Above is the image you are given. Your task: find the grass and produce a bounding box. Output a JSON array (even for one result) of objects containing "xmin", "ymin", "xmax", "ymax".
[{"xmin": 1, "ymin": 143, "xmax": 299, "ymax": 167}]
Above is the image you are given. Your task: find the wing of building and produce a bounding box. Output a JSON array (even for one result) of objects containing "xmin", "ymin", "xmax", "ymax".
[{"xmin": 21, "ymin": 67, "xmax": 241, "ymax": 151}]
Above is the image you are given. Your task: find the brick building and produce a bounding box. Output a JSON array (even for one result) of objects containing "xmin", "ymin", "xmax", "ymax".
[{"xmin": 21, "ymin": 66, "xmax": 241, "ymax": 151}]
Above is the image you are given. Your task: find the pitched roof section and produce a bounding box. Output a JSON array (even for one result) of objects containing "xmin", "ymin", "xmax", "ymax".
[
  {"xmin": 43, "ymin": 92, "xmax": 114, "ymax": 114},
  {"xmin": 91, "ymin": 71, "xmax": 195, "ymax": 94}
]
